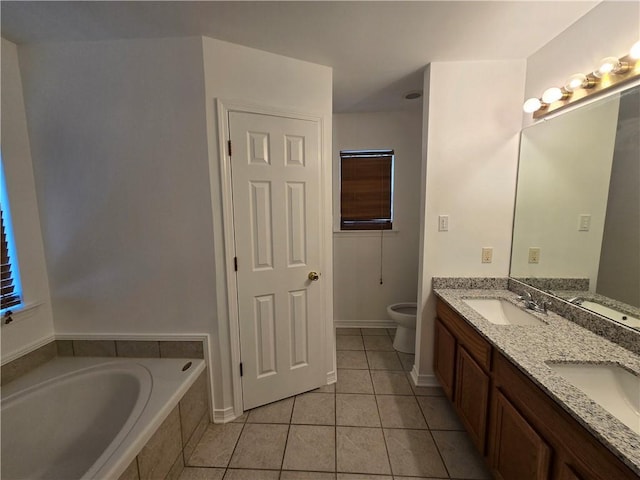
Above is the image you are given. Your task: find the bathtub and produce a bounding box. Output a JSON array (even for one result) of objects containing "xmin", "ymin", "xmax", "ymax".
[{"xmin": 1, "ymin": 356, "xmax": 206, "ymax": 480}]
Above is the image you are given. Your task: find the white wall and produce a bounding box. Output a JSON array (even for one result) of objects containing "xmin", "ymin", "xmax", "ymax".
[
  {"xmin": 16, "ymin": 35, "xmax": 333, "ymax": 419},
  {"xmin": 525, "ymin": 1, "xmax": 639, "ymax": 115},
  {"xmin": 201, "ymin": 37, "xmax": 334, "ymax": 415},
  {"xmin": 333, "ymin": 110, "xmax": 422, "ymax": 325},
  {"xmin": 1, "ymin": 38, "xmax": 55, "ymax": 363},
  {"xmin": 415, "ymin": 61, "xmax": 526, "ymax": 382},
  {"xmin": 511, "ymin": 98, "xmax": 619, "ymax": 286}
]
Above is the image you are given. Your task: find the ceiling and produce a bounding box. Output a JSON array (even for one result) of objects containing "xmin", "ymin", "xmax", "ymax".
[{"xmin": 1, "ymin": 1, "xmax": 599, "ymax": 113}]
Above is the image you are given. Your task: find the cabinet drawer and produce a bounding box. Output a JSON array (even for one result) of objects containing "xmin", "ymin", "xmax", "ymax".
[{"xmin": 437, "ymin": 300, "xmax": 492, "ymax": 371}]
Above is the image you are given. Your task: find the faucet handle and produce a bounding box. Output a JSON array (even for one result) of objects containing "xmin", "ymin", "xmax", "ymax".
[{"xmin": 518, "ymin": 291, "xmax": 532, "ymax": 302}]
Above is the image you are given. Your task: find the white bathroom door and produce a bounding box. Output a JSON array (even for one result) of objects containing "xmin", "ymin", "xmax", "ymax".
[{"xmin": 228, "ymin": 110, "xmax": 326, "ymax": 410}]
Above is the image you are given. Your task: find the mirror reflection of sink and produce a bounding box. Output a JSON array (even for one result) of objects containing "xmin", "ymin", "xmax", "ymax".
[
  {"xmin": 579, "ymin": 301, "xmax": 640, "ymax": 329},
  {"xmin": 548, "ymin": 363, "xmax": 640, "ymax": 435},
  {"xmin": 462, "ymin": 298, "xmax": 546, "ymax": 326}
]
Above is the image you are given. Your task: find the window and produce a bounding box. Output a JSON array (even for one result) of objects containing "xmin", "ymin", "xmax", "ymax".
[
  {"xmin": 1, "ymin": 153, "xmax": 22, "ymax": 313},
  {"xmin": 340, "ymin": 149, "xmax": 394, "ymax": 230}
]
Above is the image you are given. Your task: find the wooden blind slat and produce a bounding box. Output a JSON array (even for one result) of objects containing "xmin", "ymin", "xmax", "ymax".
[{"xmin": 340, "ymin": 151, "xmax": 393, "ymax": 229}]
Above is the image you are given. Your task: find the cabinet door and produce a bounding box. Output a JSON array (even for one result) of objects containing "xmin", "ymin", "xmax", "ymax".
[
  {"xmin": 490, "ymin": 390, "xmax": 551, "ymax": 480},
  {"xmin": 557, "ymin": 463, "xmax": 584, "ymax": 480},
  {"xmin": 434, "ymin": 318, "xmax": 456, "ymax": 400},
  {"xmin": 455, "ymin": 346, "xmax": 490, "ymax": 452}
]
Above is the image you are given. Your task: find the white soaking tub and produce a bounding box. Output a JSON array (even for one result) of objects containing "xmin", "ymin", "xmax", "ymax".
[{"xmin": 1, "ymin": 356, "xmax": 205, "ymax": 480}]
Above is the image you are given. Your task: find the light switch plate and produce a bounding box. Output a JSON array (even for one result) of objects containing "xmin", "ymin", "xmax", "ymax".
[
  {"xmin": 579, "ymin": 214, "xmax": 591, "ymax": 232},
  {"xmin": 438, "ymin": 215, "xmax": 449, "ymax": 232}
]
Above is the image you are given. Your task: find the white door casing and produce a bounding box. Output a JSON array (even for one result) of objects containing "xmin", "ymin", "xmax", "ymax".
[{"xmin": 228, "ymin": 110, "xmax": 325, "ymax": 410}]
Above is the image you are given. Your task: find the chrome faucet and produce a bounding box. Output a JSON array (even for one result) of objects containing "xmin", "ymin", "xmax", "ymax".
[{"xmin": 518, "ymin": 291, "xmax": 548, "ymax": 314}]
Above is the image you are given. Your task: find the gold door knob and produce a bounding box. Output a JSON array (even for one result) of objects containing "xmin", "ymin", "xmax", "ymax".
[{"xmin": 308, "ymin": 271, "xmax": 320, "ymax": 281}]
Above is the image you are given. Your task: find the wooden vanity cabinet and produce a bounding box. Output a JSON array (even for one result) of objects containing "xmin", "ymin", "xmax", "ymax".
[
  {"xmin": 435, "ymin": 301, "xmax": 492, "ymax": 452},
  {"xmin": 434, "ymin": 298, "xmax": 639, "ymax": 480}
]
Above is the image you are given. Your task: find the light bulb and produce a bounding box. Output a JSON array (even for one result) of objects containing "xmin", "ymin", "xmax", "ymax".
[
  {"xmin": 630, "ymin": 41, "xmax": 640, "ymax": 60},
  {"xmin": 595, "ymin": 56, "xmax": 629, "ymax": 78},
  {"xmin": 542, "ymin": 87, "xmax": 565, "ymax": 104},
  {"xmin": 564, "ymin": 73, "xmax": 590, "ymax": 92},
  {"xmin": 523, "ymin": 97, "xmax": 543, "ymax": 113}
]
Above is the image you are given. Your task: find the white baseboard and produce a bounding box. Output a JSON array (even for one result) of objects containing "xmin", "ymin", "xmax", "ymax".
[
  {"xmin": 1, "ymin": 334, "xmax": 56, "ymax": 365},
  {"xmin": 410, "ymin": 366, "xmax": 440, "ymax": 387},
  {"xmin": 326, "ymin": 369, "xmax": 337, "ymax": 385},
  {"xmin": 334, "ymin": 320, "xmax": 396, "ymax": 329},
  {"xmin": 213, "ymin": 406, "xmax": 237, "ymax": 424}
]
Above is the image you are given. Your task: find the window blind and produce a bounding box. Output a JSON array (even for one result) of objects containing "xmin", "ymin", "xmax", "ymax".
[
  {"xmin": 340, "ymin": 150, "xmax": 393, "ymax": 230},
  {"xmin": 1, "ymin": 207, "xmax": 21, "ymax": 310}
]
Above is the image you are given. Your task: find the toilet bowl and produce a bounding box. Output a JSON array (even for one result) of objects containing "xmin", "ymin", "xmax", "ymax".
[{"xmin": 387, "ymin": 302, "xmax": 417, "ymax": 354}]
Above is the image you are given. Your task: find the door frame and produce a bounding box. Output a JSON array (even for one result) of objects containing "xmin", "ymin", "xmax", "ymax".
[{"xmin": 215, "ymin": 99, "xmax": 334, "ymax": 418}]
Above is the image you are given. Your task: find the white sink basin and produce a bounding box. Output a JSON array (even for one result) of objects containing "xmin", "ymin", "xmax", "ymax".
[
  {"xmin": 580, "ymin": 301, "xmax": 640, "ymax": 329},
  {"xmin": 462, "ymin": 298, "xmax": 546, "ymax": 326},
  {"xmin": 548, "ymin": 363, "xmax": 640, "ymax": 435}
]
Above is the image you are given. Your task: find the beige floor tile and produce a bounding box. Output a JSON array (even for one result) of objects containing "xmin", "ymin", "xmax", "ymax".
[
  {"xmin": 336, "ymin": 328, "xmax": 362, "ymax": 336},
  {"xmin": 336, "ymin": 336, "xmax": 365, "ymax": 351},
  {"xmin": 337, "ymin": 350, "xmax": 369, "ymax": 369},
  {"xmin": 315, "ymin": 383, "xmax": 336, "ymax": 393},
  {"xmin": 292, "ymin": 392, "xmax": 335, "ymax": 425},
  {"xmin": 336, "ymin": 369, "xmax": 374, "ymax": 394},
  {"xmin": 187, "ymin": 423, "xmax": 243, "ymax": 467},
  {"xmin": 360, "ymin": 328, "xmax": 388, "ymax": 336},
  {"xmin": 370, "ymin": 371, "xmax": 412, "ymax": 395},
  {"xmin": 397, "ymin": 352, "xmax": 415, "ymax": 372},
  {"xmin": 375, "ymin": 395, "xmax": 427, "ymax": 429},
  {"xmin": 393, "ymin": 477, "xmax": 444, "ymax": 480},
  {"xmin": 383, "ymin": 429, "xmax": 447, "ymax": 478},
  {"xmin": 179, "ymin": 467, "xmax": 225, "ymax": 480},
  {"xmin": 432, "ymin": 430, "xmax": 492, "ymax": 479},
  {"xmin": 416, "ymin": 396, "xmax": 464, "ymax": 430},
  {"xmin": 282, "ymin": 425, "xmax": 336, "ymax": 472},
  {"xmin": 337, "ymin": 474, "xmax": 393, "ymax": 480},
  {"xmin": 363, "ymin": 336, "xmax": 394, "ymax": 351},
  {"xmin": 228, "ymin": 424, "xmax": 288, "ymax": 470},
  {"xmin": 281, "ymin": 472, "xmax": 336, "ymax": 479},
  {"xmin": 336, "ymin": 427, "xmax": 391, "ymax": 475},
  {"xmin": 365, "ymin": 351, "xmax": 403, "ymax": 371},
  {"xmin": 336, "ymin": 394, "xmax": 380, "ymax": 427},
  {"xmin": 223, "ymin": 469, "xmax": 280, "ymax": 479},
  {"xmin": 246, "ymin": 397, "xmax": 294, "ymax": 424},
  {"xmin": 231, "ymin": 413, "xmax": 248, "ymax": 423},
  {"xmin": 386, "ymin": 328, "xmax": 396, "ymax": 338}
]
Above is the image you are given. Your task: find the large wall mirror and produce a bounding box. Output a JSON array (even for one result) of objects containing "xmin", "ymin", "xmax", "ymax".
[{"xmin": 511, "ymin": 83, "xmax": 640, "ymax": 330}]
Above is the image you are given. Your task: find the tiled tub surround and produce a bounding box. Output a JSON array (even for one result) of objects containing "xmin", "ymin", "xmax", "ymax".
[
  {"xmin": 1, "ymin": 356, "xmax": 209, "ymax": 480},
  {"xmin": 434, "ymin": 287, "xmax": 640, "ymax": 475},
  {"xmin": 1, "ymin": 339, "xmax": 205, "ymax": 386}
]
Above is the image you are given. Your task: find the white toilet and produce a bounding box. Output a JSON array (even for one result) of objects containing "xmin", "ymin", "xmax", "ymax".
[{"xmin": 387, "ymin": 302, "xmax": 417, "ymax": 354}]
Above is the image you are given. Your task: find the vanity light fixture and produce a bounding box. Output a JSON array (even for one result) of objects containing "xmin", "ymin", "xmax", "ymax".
[
  {"xmin": 522, "ymin": 97, "xmax": 546, "ymax": 114},
  {"xmin": 594, "ymin": 57, "xmax": 629, "ymax": 78},
  {"xmin": 523, "ymin": 40, "xmax": 640, "ymax": 118},
  {"xmin": 564, "ymin": 73, "xmax": 596, "ymax": 92},
  {"xmin": 542, "ymin": 87, "xmax": 569, "ymax": 104}
]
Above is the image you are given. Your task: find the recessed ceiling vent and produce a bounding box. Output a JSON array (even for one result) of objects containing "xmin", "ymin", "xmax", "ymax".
[{"xmin": 403, "ymin": 90, "xmax": 423, "ymax": 100}]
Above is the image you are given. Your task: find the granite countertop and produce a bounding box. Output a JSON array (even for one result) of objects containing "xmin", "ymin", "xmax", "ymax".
[{"xmin": 433, "ymin": 288, "xmax": 640, "ymax": 475}]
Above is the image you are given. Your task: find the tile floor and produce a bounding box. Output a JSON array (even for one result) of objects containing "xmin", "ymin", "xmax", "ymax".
[{"xmin": 180, "ymin": 328, "xmax": 492, "ymax": 480}]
